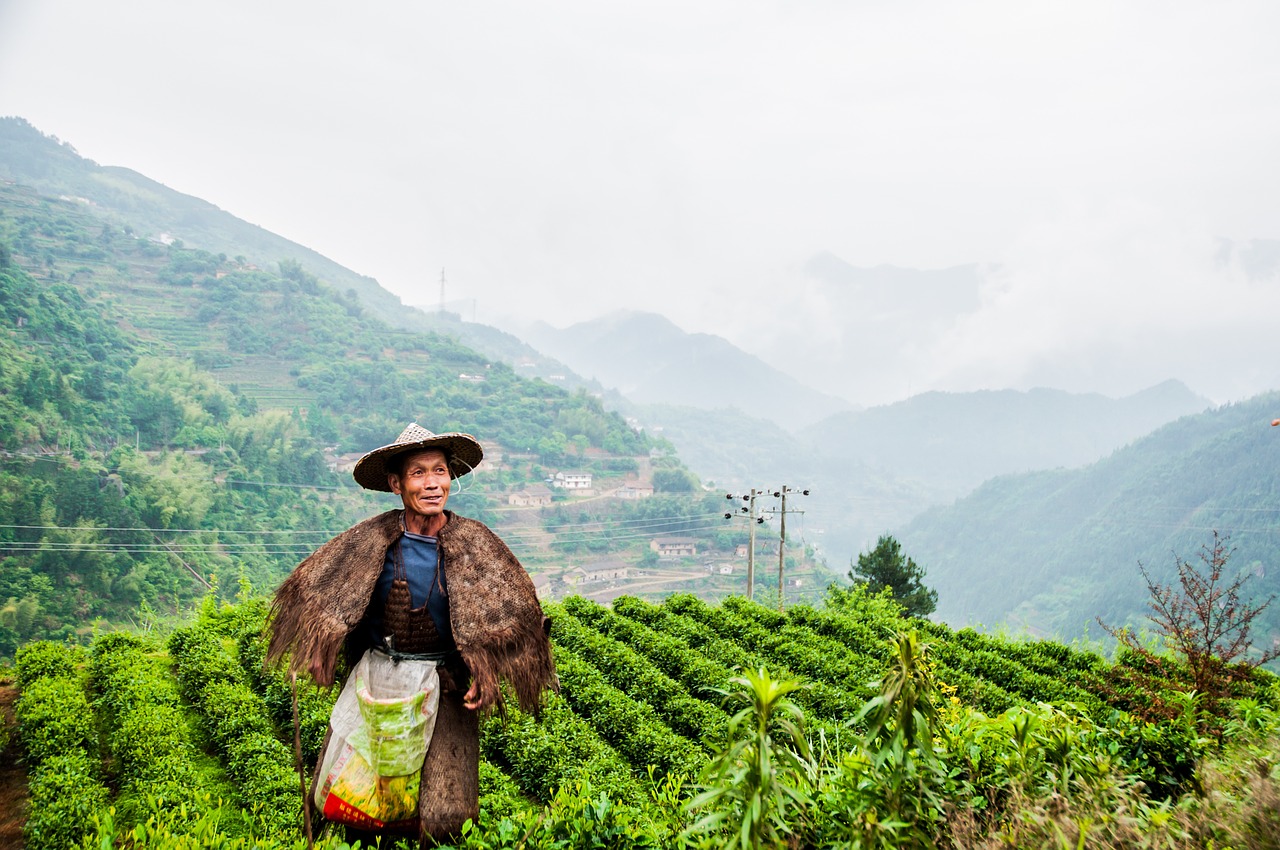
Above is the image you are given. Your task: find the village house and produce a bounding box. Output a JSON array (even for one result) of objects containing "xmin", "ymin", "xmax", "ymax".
[
  {"xmin": 553, "ymin": 562, "xmax": 630, "ymax": 586},
  {"xmin": 552, "ymin": 471, "xmax": 592, "ymax": 490},
  {"xmin": 508, "ymin": 484, "xmax": 553, "ymax": 507},
  {"xmin": 327, "ymin": 451, "xmax": 364, "ymax": 475},
  {"xmin": 650, "ymin": 537, "xmax": 697, "ymax": 558},
  {"xmin": 578, "ymin": 560, "xmax": 629, "ymax": 583},
  {"xmin": 532, "ymin": 573, "xmax": 553, "ymax": 600},
  {"xmin": 614, "ymin": 484, "xmax": 654, "ymax": 500}
]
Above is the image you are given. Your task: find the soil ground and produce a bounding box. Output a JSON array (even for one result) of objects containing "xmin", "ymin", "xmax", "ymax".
[{"xmin": 0, "ymin": 683, "xmax": 27, "ymax": 848}]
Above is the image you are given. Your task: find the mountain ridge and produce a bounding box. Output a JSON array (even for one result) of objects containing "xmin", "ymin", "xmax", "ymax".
[
  {"xmin": 514, "ymin": 309, "xmax": 853, "ymax": 431},
  {"xmin": 800, "ymin": 379, "xmax": 1211, "ymax": 499},
  {"xmin": 0, "ymin": 116, "xmax": 410, "ymax": 328},
  {"xmin": 898, "ymin": 391, "xmax": 1280, "ymax": 648}
]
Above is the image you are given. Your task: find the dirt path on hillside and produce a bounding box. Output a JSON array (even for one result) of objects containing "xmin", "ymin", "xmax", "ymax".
[{"xmin": 0, "ymin": 684, "xmax": 28, "ymax": 848}]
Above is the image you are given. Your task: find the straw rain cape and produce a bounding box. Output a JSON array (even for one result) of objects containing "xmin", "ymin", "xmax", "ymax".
[{"xmin": 267, "ymin": 510, "xmax": 555, "ymax": 713}]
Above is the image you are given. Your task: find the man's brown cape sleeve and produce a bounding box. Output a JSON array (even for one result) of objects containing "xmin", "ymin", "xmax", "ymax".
[
  {"xmin": 439, "ymin": 515, "xmax": 557, "ymax": 713},
  {"xmin": 266, "ymin": 511, "xmax": 398, "ymax": 686}
]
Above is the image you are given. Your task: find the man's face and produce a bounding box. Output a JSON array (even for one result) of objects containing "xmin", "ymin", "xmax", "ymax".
[{"xmin": 388, "ymin": 449, "xmax": 452, "ymax": 525}]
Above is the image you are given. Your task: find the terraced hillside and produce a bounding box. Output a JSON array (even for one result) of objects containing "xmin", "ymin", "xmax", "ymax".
[{"xmin": 0, "ymin": 181, "xmax": 484, "ymax": 414}]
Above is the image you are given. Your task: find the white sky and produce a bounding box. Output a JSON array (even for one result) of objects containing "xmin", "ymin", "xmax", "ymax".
[{"xmin": 2, "ymin": 0, "xmax": 1279, "ymax": 405}]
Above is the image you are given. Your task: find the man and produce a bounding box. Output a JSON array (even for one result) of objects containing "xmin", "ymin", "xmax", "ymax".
[{"xmin": 267, "ymin": 423, "xmax": 555, "ymax": 843}]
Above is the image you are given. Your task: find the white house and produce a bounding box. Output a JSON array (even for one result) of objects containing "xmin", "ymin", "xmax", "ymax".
[
  {"xmin": 651, "ymin": 537, "xmax": 697, "ymax": 558},
  {"xmin": 552, "ymin": 471, "xmax": 593, "ymax": 490}
]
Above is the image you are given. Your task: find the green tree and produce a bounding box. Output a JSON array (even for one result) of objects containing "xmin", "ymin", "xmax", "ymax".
[
  {"xmin": 652, "ymin": 468, "xmax": 695, "ymax": 493},
  {"xmin": 850, "ymin": 535, "xmax": 938, "ymax": 618}
]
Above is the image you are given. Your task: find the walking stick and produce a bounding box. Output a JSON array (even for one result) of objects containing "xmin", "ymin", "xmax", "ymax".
[{"xmin": 291, "ymin": 672, "xmax": 315, "ymax": 850}]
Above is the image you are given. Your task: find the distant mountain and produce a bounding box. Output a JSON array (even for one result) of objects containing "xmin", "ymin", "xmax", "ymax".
[
  {"xmin": 620, "ymin": 402, "xmax": 932, "ymax": 567},
  {"xmin": 800, "ymin": 381, "xmax": 1212, "ymax": 499},
  {"xmin": 418, "ymin": 310, "xmax": 596, "ymax": 391},
  {"xmin": 898, "ymin": 391, "xmax": 1280, "ymax": 653},
  {"xmin": 0, "ymin": 116, "xmax": 410, "ymax": 328},
  {"xmin": 514, "ymin": 310, "xmax": 852, "ymax": 430},
  {"xmin": 628, "ymin": 383, "xmax": 1209, "ymax": 571}
]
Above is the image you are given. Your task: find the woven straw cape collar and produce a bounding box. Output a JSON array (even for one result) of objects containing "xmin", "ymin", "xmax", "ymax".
[{"xmin": 351, "ymin": 423, "xmax": 484, "ymax": 491}]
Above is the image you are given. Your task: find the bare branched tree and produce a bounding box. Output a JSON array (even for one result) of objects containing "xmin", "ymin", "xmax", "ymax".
[
  {"xmin": 1101, "ymin": 530, "xmax": 1278, "ymax": 708},
  {"xmin": 1141, "ymin": 531, "xmax": 1278, "ymax": 693}
]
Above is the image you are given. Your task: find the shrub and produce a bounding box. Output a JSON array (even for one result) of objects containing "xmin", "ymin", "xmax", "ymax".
[
  {"xmin": 168, "ymin": 623, "xmax": 305, "ymax": 839},
  {"xmin": 23, "ymin": 751, "xmax": 110, "ymax": 850},
  {"xmin": 14, "ymin": 640, "xmax": 81, "ymax": 688},
  {"xmin": 15, "ymin": 676, "xmax": 96, "ymax": 765},
  {"xmin": 482, "ymin": 694, "xmax": 641, "ymax": 805},
  {"xmin": 684, "ymin": 668, "xmax": 815, "ymax": 850}
]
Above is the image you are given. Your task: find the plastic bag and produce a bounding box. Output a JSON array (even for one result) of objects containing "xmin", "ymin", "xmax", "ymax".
[{"xmin": 315, "ymin": 649, "xmax": 441, "ymax": 831}]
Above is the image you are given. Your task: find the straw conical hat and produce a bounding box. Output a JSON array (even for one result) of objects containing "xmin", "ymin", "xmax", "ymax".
[{"xmin": 352, "ymin": 423, "xmax": 483, "ymax": 491}]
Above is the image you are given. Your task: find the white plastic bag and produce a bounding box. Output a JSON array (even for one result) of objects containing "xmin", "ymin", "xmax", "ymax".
[{"xmin": 315, "ymin": 650, "xmax": 441, "ymax": 831}]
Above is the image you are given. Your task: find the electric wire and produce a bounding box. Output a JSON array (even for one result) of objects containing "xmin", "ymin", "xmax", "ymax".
[{"xmin": 0, "ymin": 510, "xmax": 729, "ymax": 536}]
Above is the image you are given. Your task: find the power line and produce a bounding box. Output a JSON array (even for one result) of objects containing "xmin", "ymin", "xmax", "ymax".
[
  {"xmin": 0, "ymin": 510, "xmax": 725, "ymax": 537},
  {"xmin": 723, "ymin": 486, "xmax": 811, "ymax": 604},
  {"xmin": 0, "ymin": 512, "xmax": 732, "ymax": 557},
  {"xmin": 0, "ymin": 523, "xmax": 334, "ymax": 535},
  {"xmin": 0, "ymin": 521, "xmax": 731, "ymax": 557}
]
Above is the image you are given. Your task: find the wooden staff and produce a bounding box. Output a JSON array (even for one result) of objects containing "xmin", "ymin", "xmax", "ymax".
[{"xmin": 291, "ymin": 672, "xmax": 315, "ymax": 850}]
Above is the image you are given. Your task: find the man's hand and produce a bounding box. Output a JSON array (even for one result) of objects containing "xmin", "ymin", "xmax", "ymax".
[
  {"xmin": 308, "ymin": 656, "xmax": 332, "ymax": 687},
  {"xmin": 463, "ymin": 680, "xmax": 491, "ymax": 712}
]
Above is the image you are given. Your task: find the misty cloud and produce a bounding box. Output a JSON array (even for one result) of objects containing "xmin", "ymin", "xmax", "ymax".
[
  {"xmin": 2, "ymin": 0, "xmax": 1279, "ymax": 408},
  {"xmin": 927, "ymin": 202, "xmax": 1280, "ymax": 402}
]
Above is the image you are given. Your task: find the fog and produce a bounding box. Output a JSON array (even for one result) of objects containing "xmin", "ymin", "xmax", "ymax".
[{"xmin": 2, "ymin": 0, "xmax": 1278, "ymax": 405}]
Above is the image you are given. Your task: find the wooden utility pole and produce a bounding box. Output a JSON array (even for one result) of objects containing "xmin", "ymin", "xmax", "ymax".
[
  {"xmin": 724, "ymin": 489, "xmax": 766, "ymax": 600},
  {"xmin": 777, "ymin": 488, "xmax": 787, "ymax": 607},
  {"xmin": 746, "ymin": 488, "xmax": 758, "ymax": 600},
  {"xmin": 772, "ymin": 486, "xmax": 808, "ymax": 610}
]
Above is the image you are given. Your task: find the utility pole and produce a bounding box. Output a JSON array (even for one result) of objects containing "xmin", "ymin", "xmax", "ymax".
[
  {"xmin": 771, "ymin": 486, "xmax": 809, "ymax": 609},
  {"xmin": 747, "ymin": 489, "xmax": 759, "ymax": 599},
  {"xmin": 438, "ymin": 268, "xmax": 447, "ymax": 314},
  {"xmin": 724, "ymin": 488, "xmax": 767, "ymax": 600}
]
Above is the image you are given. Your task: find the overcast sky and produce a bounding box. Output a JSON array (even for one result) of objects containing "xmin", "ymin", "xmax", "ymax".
[{"xmin": 2, "ymin": 1, "xmax": 1279, "ymax": 405}]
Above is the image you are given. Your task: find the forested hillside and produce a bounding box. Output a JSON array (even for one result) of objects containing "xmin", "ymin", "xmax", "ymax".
[
  {"xmin": 0, "ymin": 177, "xmax": 761, "ymax": 656},
  {"xmin": 0, "ymin": 117, "xmax": 411, "ymax": 328},
  {"xmin": 901, "ymin": 392, "xmax": 1280, "ymax": 652},
  {"xmin": 801, "ymin": 381, "xmax": 1210, "ymax": 500}
]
